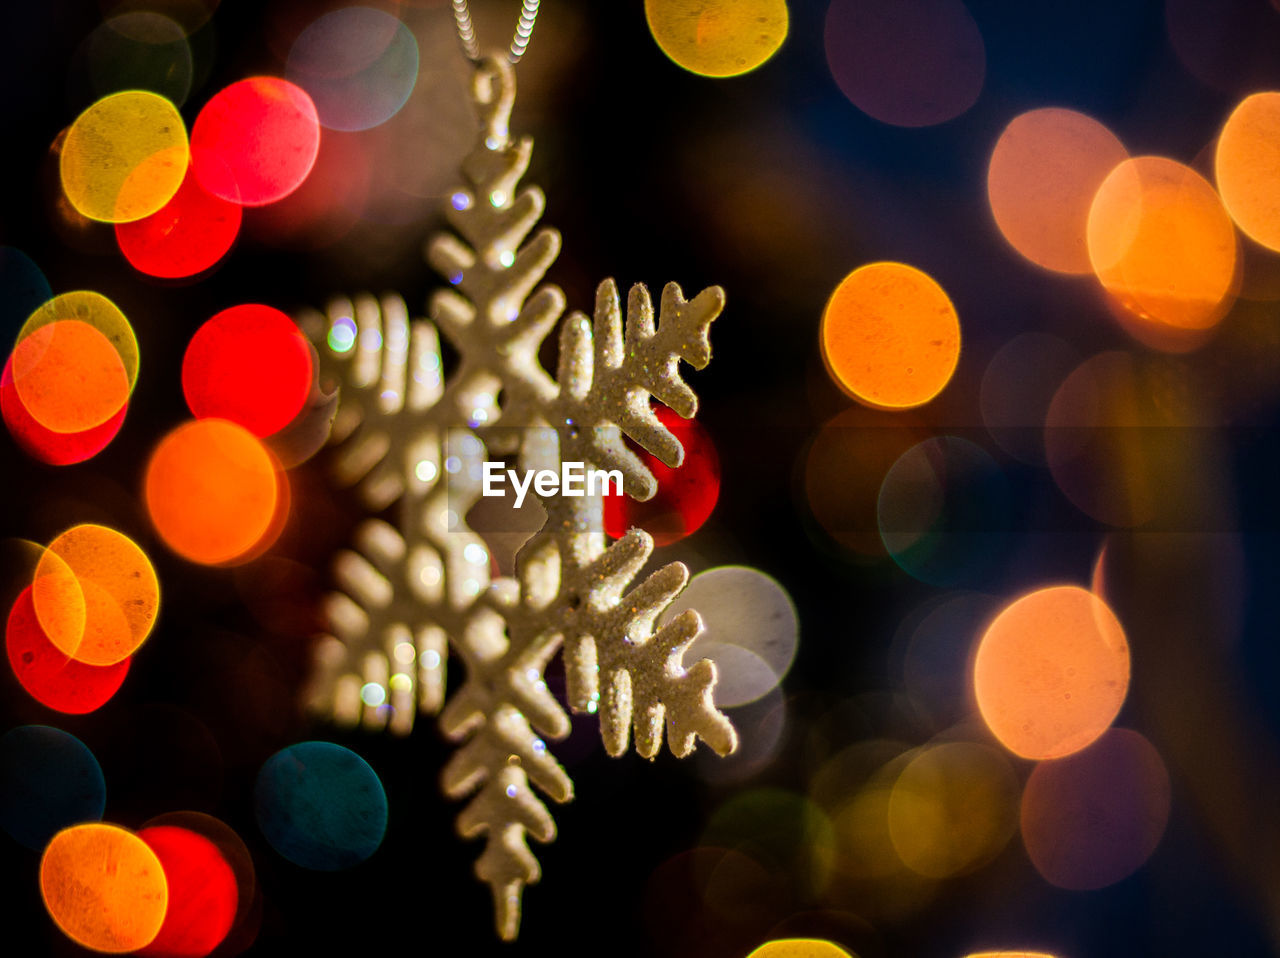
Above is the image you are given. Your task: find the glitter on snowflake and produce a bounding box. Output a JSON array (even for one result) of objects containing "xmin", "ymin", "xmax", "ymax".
[{"xmin": 298, "ymin": 53, "xmax": 737, "ymax": 939}]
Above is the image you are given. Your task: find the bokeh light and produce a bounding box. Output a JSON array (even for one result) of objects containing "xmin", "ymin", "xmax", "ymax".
[
  {"xmin": 286, "ymin": 8, "xmax": 419, "ymax": 132},
  {"xmin": 1044, "ymin": 351, "xmax": 1197, "ymax": 527},
  {"xmin": 644, "ymin": 0, "xmax": 789, "ymax": 78},
  {"xmin": 877, "ymin": 436, "xmax": 1008, "ymax": 587},
  {"xmin": 603, "ymin": 404, "xmax": 720, "ymax": 546},
  {"xmin": 886, "ymin": 742, "xmax": 1018, "ymax": 879},
  {"xmin": 145, "ymin": 418, "xmax": 285, "ymax": 565},
  {"xmin": 33, "ymin": 524, "xmax": 159, "ymax": 666},
  {"xmin": 141, "ymin": 811, "xmax": 257, "ymax": 956},
  {"xmin": 1216, "ymin": 92, "xmax": 1280, "ymax": 253},
  {"xmin": 40, "ymin": 822, "xmax": 168, "ymax": 953},
  {"xmin": 254, "ymin": 741, "xmax": 388, "ymax": 870},
  {"xmin": 2, "ymin": 356, "xmax": 127, "ymax": 464},
  {"xmin": 974, "ymin": 585, "xmax": 1129, "ymax": 760},
  {"xmin": 19, "ymin": 290, "xmax": 140, "ymax": 394},
  {"xmin": 802, "ymin": 407, "xmax": 928, "ymax": 555},
  {"xmin": 182, "ymin": 304, "xmax": 314, "ymax": 437},
  {"xmin": 1021, "ymin": 728, "xmax": 1171, "ymax": 889},
  {"xmin": 1165, "ymin": 0, "xmax": 1280, "ymax": 94},
  {"xmin": 980, "ymin": 333, "xmax": 1080, "ymax": 466},
  {"xmin": 97, "ymin": 0, "xmax": 222, "ymax": 35},
  {"xmin": 7, "ymin": 586, "xmax": 131, "ymax": 714},
  {"xmin": 0, "ymin": 725, "xmax": 105, "ymax": 851},
  {"xmin": 703, "ymin": 788, "xmax": 836, "ymax": 897},
  {"xmin": 137, "ymin": 824, "xmax": 238, "ymax": 957},
  {"xmin": 11, "ymin": 320, "xmax": 130, "ymax": 433},
  {"xmin": 60, "ymin": 90, "xmax": 189, "ymax": 222},
  {"xmin": 190, "ymin": 77, "xmax": 321, "ymax": 206},
  {"xmin": 896, "ymin": 591, "xmax": 997, "ymax": 729},
  {"xmin": 821, "ymin": 263, "xmax": 961, "ymax": 410},
  {"xmin": 747, "ymin": 940, "xmax": 854, "ymax": 958},
  {"xmin": 84, "ymin": 12, "xmax": 194, "ymax": 106},
  {"xmin": 661, "ymin": 566, "xmax": 799, "ymax": 707},
  {"xmin": 1087, "ymin": 156, "xmax": 1237, "ymax": 334},
  {"xmin": 116, "ymin": 166, "xmax": 242, "ymax": 278},
  {"xmin": 824, "ymin": 0, "xmax": 985, "ymax": 127},
  {"xmin": 987, "ymin": 108, "xmax": 1128, "ymax": 274}
]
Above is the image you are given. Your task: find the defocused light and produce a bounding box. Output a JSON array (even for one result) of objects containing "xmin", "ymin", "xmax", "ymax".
[
  {"xmin": 1165, "ymin": 0, "xmax": 1280, "ymax": 94},
  {"xmin": 803, "ymin": 407, "xmax": 928, "ymax": 555},
  {"xmin": 19, "ymin": 290, "xmax": 139, "ymax": 395},
  {"xmin": 116, "ymin": 165, "xmax": 241, "ymax": 278},
  {"xmin": 821, "ymin": 263, "xmax": 961, "ymax": 410},
  {"xmin": 286, "ymin": 8, "xmax": 419, "ymax": 132},
  {"xmin": 1021, "ymin": 728, "xmax": 1170, "ymax": 889},
  {"xmin": 6, "ymin": 587, "xmax": 131, "ymax": 714},
  {"xmin": 887, "ymin": 742, "xmax": 1018, "ymax": 878},
  {"xmin": 2, "ymin": 356, "xmax": 128, "ymax": 465},
  {"xmin": 247, "ymin": 130, "xmax": 372, "ymax": 248},
  {"xmin": 145, "ymin": 418, "xmax": 284, "ymax": 566},
  {"xmin": 899, "ymin": 592, "xmax": 997, "ymax": 729},
  {"xmin": 190, "ymin": 77, "xmax": 320, "ymax": 206},
  {"xmin": 824, "ymin": 0, "xmax": 984, "ymax": 127},
  {"xmin": 974, "ymin": 585, "xmax": 1129, "ymax": 760},
  {"xmin": 182, "ymin": 304, "xmax": 313, "ymax": 437},
  {"xmin": 97, "ymin": 0, "xmax": 221, "ymax": 35},
  {"xmin": 40, "ymin": 822, "xmax": 168, "ymax": 953},
  {"xmin": 645, "ymin": 0, "xmax": 789, "ymax": 78},
  {"xmin": 980, "ymin": 333, "xmax": 1079, "ymax": 466},
  {"xmin": 703, "ymin": 788, "xmax": 836, "ymax": 894},
  {"xmin": 33, "ymin": 524, "xmax": 159, "ymax": 666},
  {"xmin": 987, "ymin": 108, "xmax": 1128, "ymax": 274},
  {"xmin": 60, "ymin": 91, "xmax": 188, "ymax": 222},
  {"xmin": 1087, "ymin": 156, "xmax": 1237, "ymax": 334},
  {"xmin": 84, "ymin": 12, "xmax": 194, "ymax": 106},
  {"xmin": 877, "ymin": 436, "xmax": 1008, "ymax": 587},
  {"xmin": 603, "ymin": 405, "xmax": 719, "ymax": 546},
  {"xmin": 11, "ymin": 320, "xmax": 129, "ymax": 433},
  {"xmin": 255, "ymin": 741, "xmax": 388, "ymax": 870},
  {"xmin": 662, "ymin": 566, "xmax": 798, "ymax": 707},
  {"xmin": 747, "ymin": 940, "xmax": 853, "ymax": 958},
  {"xmin": 137, "ymin": 825, "xmax": 237, "ymax": 957},
  {"xmin": 0, "ymin": 726, "xmax": 106, "ymax": 851},
  {"xmin": 1216, "ymin": 92, "xmax": 1280, "ymax": 253}
]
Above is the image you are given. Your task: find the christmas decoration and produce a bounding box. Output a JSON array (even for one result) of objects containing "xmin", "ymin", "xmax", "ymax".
[{"xmin": 298, "ymin": 42, "xmax": 737, "ymax": 939}]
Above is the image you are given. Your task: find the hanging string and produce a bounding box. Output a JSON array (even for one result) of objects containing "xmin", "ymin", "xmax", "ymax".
[{"xmin": 450, "ymin": 0, "xmax": 541, "ymax": 64}]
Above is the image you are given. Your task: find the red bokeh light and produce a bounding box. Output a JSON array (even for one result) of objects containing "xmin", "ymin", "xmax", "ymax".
[
  {"xmin": 138, "ymin": 824, "xmax": 238, "ymax": 957},
  {"xmin": 190, "ymin": 77, "xmax": 320, "ymax": 206},
  {"xmin": 116, "ymin": 166, "xmax": 242, "ymax": 278},
  {"xmin": 182, "ymin": 304, "xmax": 314, "ymax": 438},
  {"xmin": 604, "ymin": 405, "xmax": 720, "ymax": 546},
  {"xmin": 5, "ymin": 586, "xmax": 130, "ymax": 714},
  {"xmin": 1, "ymin": 357, "xmax": 127, "ymax": 465}
]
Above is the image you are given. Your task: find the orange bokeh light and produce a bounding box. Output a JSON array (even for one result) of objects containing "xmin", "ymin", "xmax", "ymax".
[
  {"xmin": 1216, "ymin": 92, "xmax": 1280, "ymax": 253},
  {"xmin": 1087, "ymin": 156, "xmax": 1238, "ymax": 332},
  {"xmin": 33, "ymin": 524, "xmax": 159, "ymax": 666},
  {"xmin": 40, "ymin": 822, "xmax": 168, "ymax": 953},
  {"xmin": 10, "ymin": 320, "xmax": 130, "ymax": 433},
  {"xmin": 145, "ymin": 418, "xmax": 284, "ymax": 565},
  {"xmin": 820, "ymin": 262, "xmax": 961, "ymax": 410},
  {"xmin": 973, "ymin": 585, "xmax": 1129, "ymax": 760},
  {"xmin": 988, "ymin": 108, "xmax": 1128, "ymax": 274}
]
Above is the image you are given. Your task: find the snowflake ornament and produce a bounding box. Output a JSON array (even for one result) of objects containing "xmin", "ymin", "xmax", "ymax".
[{"xmin": 298, "ymin": 53, "xmax": 738, "ymax": 939}]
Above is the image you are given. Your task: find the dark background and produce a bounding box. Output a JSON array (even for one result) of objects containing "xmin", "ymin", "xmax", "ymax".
[{"xmin": 3, "ymin": 1, "xmax": 1280, "ymax": 956}]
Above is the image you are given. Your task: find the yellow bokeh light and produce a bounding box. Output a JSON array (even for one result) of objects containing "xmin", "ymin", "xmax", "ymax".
[
  {"xmin": 20, "ymin": 291, "xmax": 140, "ymax": 394},
  {"xmin": 886, "ymin": 742, "xmax": 1019, "ymax": 879},
  {"xmin": 40, "ymin": 823, "xmax": 169, "ymax": 953},
  {"xmin": 821, "ymin": 262, "xmax": 961, "ymax": 410},
  {"xmin": 747, "ymin": 939, "xmax": 854, "ymax": 958},
  {"xmin": 33, "ymin": 524, "xmax": 159, "ymax": 666},
  {"xmin": 60, "ymin": 90, "xmax": 189, "ymax": 222},
  {"xmin": 645, "ymin": 0, "xmax": 788, "ymax": 77},
  {"xmin": 987, "ymin": 108, "xmax": 1128, "ymax": 274},
  {"xmin": 1216, "ymin": 92, "xmax": 1280, "ymax": 253},
  {"xmin": 974, "ymin": 585, "xmax": 1129, "ymax": 760},
  {"xmin": 1087, "ymin": 156, "xmax": 1237, "ymax": 332}
]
